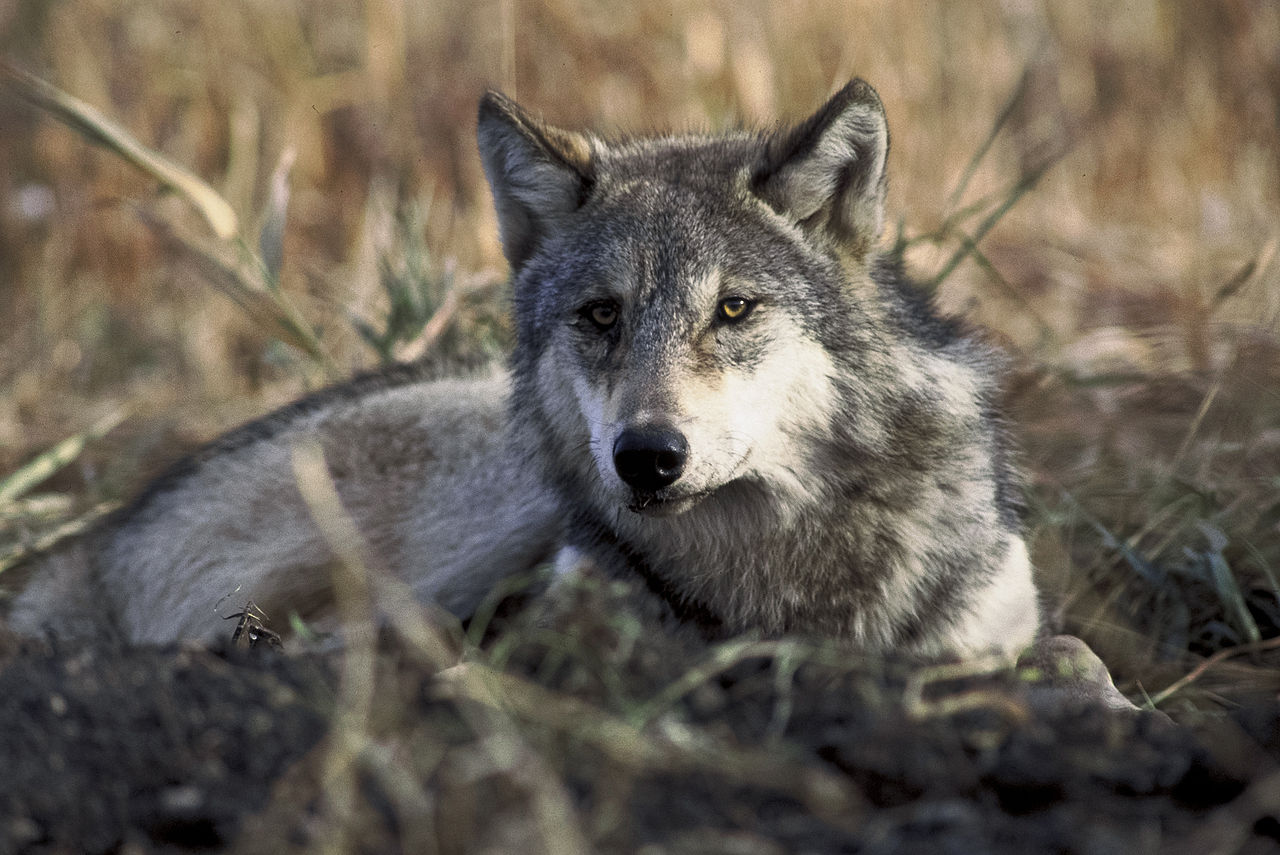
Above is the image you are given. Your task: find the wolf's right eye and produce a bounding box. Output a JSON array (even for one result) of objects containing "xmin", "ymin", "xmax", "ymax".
[
  {"xmin": 581, "ymin": 302, "xmax": 619, "ymax": 330},
  {"xmin": 716, "ymin": 296, "xmax": 756, "ymax": 323}
]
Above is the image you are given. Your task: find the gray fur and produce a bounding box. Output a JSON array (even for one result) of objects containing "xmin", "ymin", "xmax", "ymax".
[
  {"xmin": 8, "ymin": 364, "xmax": 561, "ymax": 643},
  {"xmin": 485, "ymin": 80, "xmax": 1039, "ymax": 656},
  {"xmin": 7, "ymin": 80, "xmax": 1040, "ymax": 657}
]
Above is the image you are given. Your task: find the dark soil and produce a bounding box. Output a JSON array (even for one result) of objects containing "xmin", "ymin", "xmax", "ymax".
[
  {"xmin": 2, "ymin": 587, "xmax": 1279, "ymax": 855},
  {"xmin": 0, "ymin": 636, "xmax": 332, "ymax": 853}
]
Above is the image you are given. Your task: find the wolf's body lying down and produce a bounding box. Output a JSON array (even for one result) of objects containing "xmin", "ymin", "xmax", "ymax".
[{"xmin": 7, "ymin": 80, "xmax": 1041, "ymax": 659}]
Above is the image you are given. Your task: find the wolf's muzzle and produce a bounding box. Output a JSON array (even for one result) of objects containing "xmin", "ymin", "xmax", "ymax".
[{"xmin": 613, "ymin": 424, "xmax": 688, "ymax": 492}]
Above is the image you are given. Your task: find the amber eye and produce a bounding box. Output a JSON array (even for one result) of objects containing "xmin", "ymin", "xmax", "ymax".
[
  {"xmin": 717, "ymin": 296, "xmax": 755, "ymax": 322},
  {"xmin": 584, "ymin": 302, "xmax": 619, "ymax": 330}
]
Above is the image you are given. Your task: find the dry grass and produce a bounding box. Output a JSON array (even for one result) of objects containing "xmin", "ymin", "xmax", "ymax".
[{"xmin": 1, "ymin": 0, "xmax": 1278, "ymax": 707}]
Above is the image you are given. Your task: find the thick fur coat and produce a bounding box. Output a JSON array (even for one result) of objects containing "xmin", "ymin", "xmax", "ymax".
[{"xmin": 6, "ymin": 81, "xmax": 1040, "ymax": 657}]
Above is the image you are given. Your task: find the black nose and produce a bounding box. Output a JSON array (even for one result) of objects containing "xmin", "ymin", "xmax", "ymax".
[{"xmin": 612, "ymin": 425, "xmax": 688, "ymax": 492}]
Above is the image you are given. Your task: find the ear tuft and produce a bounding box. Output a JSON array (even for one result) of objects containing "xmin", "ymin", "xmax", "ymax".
[
  {"xmin": 753, "ymin": 79, "xmax": 889, "ymax": 258},
  {"xmin": 477, "ymin": 92, "xmax": 595, "ymax": 270}
]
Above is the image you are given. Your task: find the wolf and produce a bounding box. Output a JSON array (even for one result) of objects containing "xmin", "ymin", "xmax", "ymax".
[{"xmin": 5, "ymin": 80, "xmax": 1041, "ymax": 659}]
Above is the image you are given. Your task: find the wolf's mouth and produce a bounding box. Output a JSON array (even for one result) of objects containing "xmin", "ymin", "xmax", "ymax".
[
  {"xmin": 623, "ymin": 456, "xmax": 749, "ymax": 516},
  {"xmin": 626, "ymin": 487, "xmax": 713, "ymax": 517}
]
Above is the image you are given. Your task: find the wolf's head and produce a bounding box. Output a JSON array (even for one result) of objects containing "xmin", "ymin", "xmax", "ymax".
[{"xmin": 478, "ymin": 81, "xmax": 892, "ymax": 519}]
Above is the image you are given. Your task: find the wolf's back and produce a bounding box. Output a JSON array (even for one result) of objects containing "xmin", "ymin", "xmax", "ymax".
[{"xmin": 6, "ymin": 366, "xmax": 562, "ymax": 644}]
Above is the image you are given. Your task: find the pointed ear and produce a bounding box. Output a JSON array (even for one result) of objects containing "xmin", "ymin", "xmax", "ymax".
[
  {"xmin": 477, "ymin": 91, "xmax": 595, "ymax": 271},
  {"xmin": 753, "ymin": 79, "xmax": 889, "ymax": 258}
]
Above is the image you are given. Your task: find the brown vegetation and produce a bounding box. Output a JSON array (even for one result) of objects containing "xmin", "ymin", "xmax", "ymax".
[
  {"xmin": 2, "ymin": 3, "xmax": 1280, "ymax": 851},
  {"xmin": 1, "ymin": 0, "xmax": 1278, "ymax": 752}
]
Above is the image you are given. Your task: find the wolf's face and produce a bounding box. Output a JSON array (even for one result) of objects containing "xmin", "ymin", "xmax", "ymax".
[
  {"xmin": 479, "ymin": 82, "xmax": 890, "ymax": 518},
  {"xmin": 516, "ymin": 179, "xmax": 846, "ymax": 517}
]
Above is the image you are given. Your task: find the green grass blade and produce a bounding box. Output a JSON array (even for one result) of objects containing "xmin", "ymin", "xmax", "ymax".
[
  {"xmin": 944, "ymin": 67, "xmax": 1030, "ymax": 213},
  {"xmin": 0, "ymin": 409, "xmax": 127, "ymax": 506},
  {"xmin": 137, "ymin": 210, "xmax": 339, "ymax": 377},
  {"xmin": 1198, "ymin": 522, "xmax": 1262, "ymax": 644},
  {"xmin": 929, "ymin": 148, "xmax": 1065, "ymax": 289},
  {"xmin": 0, "ymin": 501, "xmax": 118, "ymax": 575}
]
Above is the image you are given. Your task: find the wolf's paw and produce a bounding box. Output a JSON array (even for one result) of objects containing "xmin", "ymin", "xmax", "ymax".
[{"xmin": 1017, "ymin": 635, "xmax": 1172, "ymax": 723}]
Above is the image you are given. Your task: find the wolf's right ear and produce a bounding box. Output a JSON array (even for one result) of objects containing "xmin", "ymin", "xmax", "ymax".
[
  {"xmin": 477, "ymin": 92, "xmax": 595, "ymax": 271},
  {"xmin": 752, "ymin": 79, "xmax": 889, "ymax": 260}
]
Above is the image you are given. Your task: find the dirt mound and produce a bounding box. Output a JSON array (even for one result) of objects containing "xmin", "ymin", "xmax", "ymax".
[{"xmin": 1, "ymin": 597, "xmax": 1277, "ymax": 854}]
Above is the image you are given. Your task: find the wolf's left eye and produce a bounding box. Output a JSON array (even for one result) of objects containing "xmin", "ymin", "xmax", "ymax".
[
  {"xmin": 716, "ymin": 296, "xmax": 756, "ymax": 322},
  {"xmin": 581, "ymin": 301, "xmax": 619, "ymax": 330}
]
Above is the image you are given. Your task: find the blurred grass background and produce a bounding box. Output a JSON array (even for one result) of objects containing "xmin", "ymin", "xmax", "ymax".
[{"xmin": 1, "ymin": 0, "xmax": 1278, "ymax": 707}]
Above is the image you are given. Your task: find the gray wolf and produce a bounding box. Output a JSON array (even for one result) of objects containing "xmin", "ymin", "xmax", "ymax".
[{"xmin": 4, "ymin": 80, "xmax": 1041, "ymax": 658}]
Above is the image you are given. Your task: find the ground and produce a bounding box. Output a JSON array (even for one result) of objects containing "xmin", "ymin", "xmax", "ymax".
[{"xmin": 2, "ymin": 579, "xmax": 1278, "ymax": 855}]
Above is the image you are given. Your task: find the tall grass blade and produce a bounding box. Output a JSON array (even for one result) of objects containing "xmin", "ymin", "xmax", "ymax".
[
  {"xmin": 0, "ymin": 61, "xmax": 238, "ymax": 240},
  {"xmin": 1197, "ymin": 522, "xmax": 1262, "ymax": 643},
  {"xmin": 1213, "ymin": 237, "xmax": 1277, "ymax": 308},
  {"xmin": 0, "ymin": 502, "xmax": 118, "ymax": 575},
  {"xmin": 258, "ymin": 147, "xmax": 297, "ymax": 287},
  {"xmin": 0, "ymin": 409, "xmax": 127, "ymax": 506},
  {"xmin": 1058, "ymin": 488, "xmax": 1169, "ymax": 587},
  {"xmin": 944, "ymin": 67, "xmax": 1030, "ymax": 213},
  {"xmin": 139, "ymin": 210, "xmax": 339, "ymax": 377},
  {"xmin": 930, "ymin": 148, "xmax": 1065, "ymax": 289}
]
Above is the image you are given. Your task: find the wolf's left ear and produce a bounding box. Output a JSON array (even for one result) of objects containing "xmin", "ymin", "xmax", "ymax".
[
  {"xmin": 753, "ymin": 79, "xmax": 888, "ymax": 258},
  {"xmin": 477, "ymin": 91, "xmax": 595, "ymax": 271}
]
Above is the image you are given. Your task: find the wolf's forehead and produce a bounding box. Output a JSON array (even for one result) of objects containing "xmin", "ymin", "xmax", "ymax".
[
  {"xmin": 541, "ymin": 135, "xmax": 801, "ymax": 297},
  {"xmin": 549, "ymin": 182, "xmax": 801, "ymax": 307},
  {"xmin": 571, "ymin": 193, "xmax": 744, "ymax": 293},
  {"xmin": 582, "ymin": 178, "xmax": 763, "ymax": 270},
  {"xmin": 599, "ymin": 132, "xmax": 763, "ymax": 185}
]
